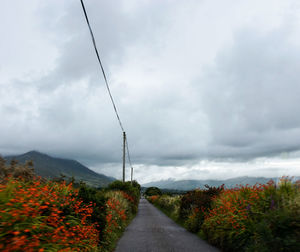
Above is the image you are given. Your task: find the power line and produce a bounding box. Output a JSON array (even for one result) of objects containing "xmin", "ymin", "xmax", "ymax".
[
  {"xmin": 80, "ymin": 0, "xmax": 124, "ymax": 132},
  {"xmin": 125, "ymin": 138, "xmax": 133, "ymax": 168},
  {"xmin": 126, "ymin": 138, "xmax": 134, "ymax": 182},
  {"xmin": 80, "ymin": 0, "xmax": 134, "ymax": 180}
]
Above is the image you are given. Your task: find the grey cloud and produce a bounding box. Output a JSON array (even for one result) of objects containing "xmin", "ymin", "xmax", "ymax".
[
  {"xmin": 36, "ymin": 0, "xmax": 171, "ymax": 90},
  {"xmin": 199, "ymin": 27, "xmax": 300, "ymax": 160},
  {"xmin": 1, "ymin": 0, "xmax": 300, "ymax": 181}
]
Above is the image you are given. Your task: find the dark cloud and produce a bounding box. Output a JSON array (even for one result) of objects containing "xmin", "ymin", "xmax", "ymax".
[
  {"xmin": 35, "ymin": 0, "xmax": 171, "ymax": 90},
  {"xmin": 199, "ymin": 27, "xmax": 300, "ymax": 160},
  {"xmin": 1, "ymin": 0, "xmax": 300, "ymax": 181}
]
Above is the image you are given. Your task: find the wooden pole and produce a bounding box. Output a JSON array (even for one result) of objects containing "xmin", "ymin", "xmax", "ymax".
[
  {"xmin": 122, "ymin": 131, "xmax": 126, "ymax": 182},
  {"xmin": 131, "ymin": 167, "xmax": 133, "ymax": 184}
]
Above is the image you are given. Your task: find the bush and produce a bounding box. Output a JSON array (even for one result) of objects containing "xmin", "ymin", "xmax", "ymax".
[
  {"xmin": 156, "ymin": 195, "xmax": 180, "ymax": 214},
  {"xmin": 0, "ymin": 178, "xmax": 100, "ymax": 251},
  {"xmin": 107, "ymin": 180, "xmax": 140, "ymax": 214},
  {"xmin": 108, "ymin": 180, "xmax": 140, "ymax": 198},
  {"xmin": 77, "ymin": 183, "xmax": 107, "ymax": 242},
  {"xmin": 145, "ymin": 187, "xmax": 162, "ymax": 196},
  {"xmin": 179, "ymin": 185, "xmax": 224, "ymax": 232},
  {"xmin": 100, "ymin": 190, "xmax": 132, "ymax": 250},
  {"xmin": 0, "ymin": 157, "xmax": 35, "ymax": 182},
  {"xmin": 0, "ymin": 160, "xmax": 142, "ymax": 251},
  {"xmin": 185, "ymin": 207, "xmax": 205, "ymax": 233},
  {"xmin": 147, "ymin": 194, "xmax": 181, "ymax": 226},
  {"xmin": 147, "ymin": 195, "xmax": 159, "ymax": 203},
  {"xmin": 146, "ymin": 177, "xmax": 300, "ymax": 251},
  {"xmin": 202, "ymin": 178, "xmax": 300, "ymax": 251}
]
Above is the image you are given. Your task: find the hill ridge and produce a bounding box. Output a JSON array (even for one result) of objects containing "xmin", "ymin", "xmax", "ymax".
[
  {"xmin": 142, "ymin": 176, "xmax": 300, "ymax": 190},
  {"xmin": 4, "ymin": 150, "xmax": 115, "ymax": 187}
]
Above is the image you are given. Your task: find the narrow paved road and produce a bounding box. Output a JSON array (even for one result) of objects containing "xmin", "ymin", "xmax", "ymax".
[{"xmin": 115, "ymin": 199, "xmax": 220, "ymax": 252}]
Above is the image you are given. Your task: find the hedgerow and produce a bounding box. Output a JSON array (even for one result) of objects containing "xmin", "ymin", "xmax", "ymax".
[
  {"xmin": 147, "ymin": 178, "xmax": 300, "ymax": 251},
  {"xmin": 0, "ymin": 157, "xmax": 140, "ymax": 251}
]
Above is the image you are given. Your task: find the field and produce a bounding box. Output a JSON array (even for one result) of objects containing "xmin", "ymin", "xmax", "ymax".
[{"xmin": 147, "ymin": 178, "xmax": 300, "ymax": 251}]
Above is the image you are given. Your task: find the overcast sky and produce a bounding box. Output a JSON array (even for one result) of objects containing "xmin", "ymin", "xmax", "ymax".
[{"xmin": 1, "ymin": 0, "xmax": 300, "ymax": 183}]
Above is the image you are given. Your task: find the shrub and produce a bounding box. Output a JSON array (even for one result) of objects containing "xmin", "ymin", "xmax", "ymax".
[
  {"xmin": 202, "ymin": 178, "xmax": 300, "ymax": 251},
  {"xmin": 179, "ymin": 185, "xmax": 224, "ymax": 232},
  {"xmin": 185, "ymin": 207, "xmax": 205, "ymax": 233},
  {"xmin": 107, "ymin": 180, "xmax": 140, "ymax": 214},
  {"xmin": 0, "ymin": 161, "xmax": 141, "ymax": 251},
  {"xmin": 0, "ymin": 157, "xmax": 35, "ymax": 182},
  {"xmin": 101, "ymin": 190, "xmax": 136, "ymax": 251},
  {"xmin": 179, "ymin": 185, "xmax": 224, "ymax": 219},
  {"xmin": 77, "ymin": 183, "xmax": 107, "ymax": 242},
  {"xmin": 146, "ymin": 177, "xmax": 300, "ymax": 251},
  {"xmin": 156, "ymin": 195, "xmax": 181, "ymax": 214},
  {"xmin": 145, "ymin": 187, "xmax": 162, "ymax": 196},
  {"xmin": 0, "ymin": 178, "xmax": 99, "ymax": 251},
  {"xmin": 148, "ymin": 195, "xmax": 159, "ymax": 203}
]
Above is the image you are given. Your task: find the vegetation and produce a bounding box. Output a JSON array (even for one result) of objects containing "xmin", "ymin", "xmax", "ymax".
[
  {"xmin": 147, "ymin": 178, "xmax": 300, "ymax": 251},
  {"xmin": 108, "ymin": 180, "xmax": 141, "ymax": 208},
  {"xmin": 148, "ymin": 194, "xmax": 181, "ymax": 222},
  {"xmin": 0, "ymin": 157, "xmax": 140, "ymax": 251},
  {"xmin": 144, "ymin": 186, "xmax": 162, "ymax": 196}
]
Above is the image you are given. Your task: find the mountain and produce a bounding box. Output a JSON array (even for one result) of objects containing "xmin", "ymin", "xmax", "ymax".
[
  {"xmin": 142, "ymin": 176, "xmax": 299, "ymax": 190},
  {"xmin": 4, "ymin": 151, "xmax": 115, "ymax": 188}
]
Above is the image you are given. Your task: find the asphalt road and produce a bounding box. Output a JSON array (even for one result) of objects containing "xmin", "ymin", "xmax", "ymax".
[{"xmin": 114, "ymin": 198, "xmax": 220, "ymax": 252}]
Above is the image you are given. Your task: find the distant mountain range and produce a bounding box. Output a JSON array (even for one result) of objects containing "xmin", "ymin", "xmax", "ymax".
[
  {"xmin": 142, "ymin": 176, "xmax": 300, "ymax": 191},
  {"xmin": 4, "ymin": 151, "xmax": 115, "ymax": 188}
]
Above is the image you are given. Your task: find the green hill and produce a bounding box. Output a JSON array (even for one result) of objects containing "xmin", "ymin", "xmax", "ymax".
[{"xmin": 4, "ymin": 151, "xmax": 115, "ymax": 188}]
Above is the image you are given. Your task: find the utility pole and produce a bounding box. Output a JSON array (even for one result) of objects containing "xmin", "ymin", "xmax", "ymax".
[
  {"xmin": 131, "ymin": 167, "xmax": 133, "ymax": 184},
  {"xmin": 122, "ymin": 131, "xmax": 126, "ymax": 182}
]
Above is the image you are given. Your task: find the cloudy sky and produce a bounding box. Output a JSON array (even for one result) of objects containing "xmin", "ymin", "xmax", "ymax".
[{"xmin": 1, "ymin": 0, "xmax": 300, "ymax": 183}]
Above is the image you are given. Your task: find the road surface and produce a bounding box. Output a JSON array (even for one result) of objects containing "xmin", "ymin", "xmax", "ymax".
[{"xmin": 114, "ymin": 198, "xmax": 220, "ymax": 252}]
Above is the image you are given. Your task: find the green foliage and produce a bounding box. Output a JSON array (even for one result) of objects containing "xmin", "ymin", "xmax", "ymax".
[
  {"xmin": 0, "ymin": 157, "xmax": 35, "ymax": 181},
  {"xmin": 131, "ymin": 180, "xmax": 141, "ymax": 192},
  {"xmin": 108, "ymin": 180, "xmax": 140, "ymax": 195},
  {"xmin": 245, "ymin": 208, "xmax": 300, "ymax": 252},
  {"xmin": 155, "ymin": 195, "xmax": 181, "ymax": 214},
  {"xmin": 145, "ymin": 186, "xmax": 162, "ymax": 196},
  {"xmin": 202, "ymin": 179, "xmax": 300, "ymax": 251},
  {"xmin": 0, "ymin": 178, "xmax": 100, "ymax": 251},
  {"xmin": 101, "ymin": 190, "xmax": 136, "ymax": 251},
  {"xmin": 77, "ymin": 183, "xmax": 107, "ymax": 242},
  {"xmin": 179, "ymin": 184, "xmax": 224, "ymax": 231},
  {"xmin": 0, "ymin": 164, "xmax": 140, "ymax": 251},
  {"xmin": 147, "ymin": 194, "xmax": 182, "ymax": 226},
  {"xmin": 107, "ymin": 180, "xmax": 141, "ymax": 213},
  {"xmin": 148, "ymin": 179, "xmax": 300, "ymax": 251},
  {"xmin": 185, "ymin": 208, "xmax": 205, "ymax": 233}
]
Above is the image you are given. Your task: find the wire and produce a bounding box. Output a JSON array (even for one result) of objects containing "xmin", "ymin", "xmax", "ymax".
[
  {"xmin": 80, "ymin": 0, "xmax": 124, "ymax": 132},
  {"xmin": 125, "ymin": 138, "xmax": 133, "ymax": 168},
  {"xmin": 126, "ymin": 138, "xmax": 134, "ymax": 182},
  {"xmin": 80, "ymin": 0, "xmax": 134, "ymax": 174}
]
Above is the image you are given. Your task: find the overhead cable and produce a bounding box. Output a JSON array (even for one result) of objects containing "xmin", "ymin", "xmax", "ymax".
[
  {"xmin": 80, "ymin": 0, "xmax": 124, "ymax": 132},
  {"xmin": 80, "ymin": 0, "xmax": 134, "ymax": 176},
  {"xmin": 125, "ymin": 138, "xmax": 133, "ymax": 168}
]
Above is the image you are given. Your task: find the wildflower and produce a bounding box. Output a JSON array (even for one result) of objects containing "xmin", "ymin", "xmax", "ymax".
[
  {"xmin": 270, "ymin": 199, "xmax": 275, "ymax": 210},
  {"xmin": 246, "ymin": 204, "xmax": 251, "ymax": 212}
]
